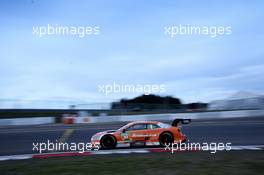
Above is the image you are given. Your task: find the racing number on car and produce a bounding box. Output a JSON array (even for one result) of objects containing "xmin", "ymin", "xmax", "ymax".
[{"xmin": 121, "ymin": 132, "xmax": 129, "ymax": 141}]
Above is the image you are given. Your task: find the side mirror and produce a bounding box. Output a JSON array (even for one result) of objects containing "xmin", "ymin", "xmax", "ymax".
[{"xmin": 122, "ymin": 129, "xmax": 126, "ymax": 133}]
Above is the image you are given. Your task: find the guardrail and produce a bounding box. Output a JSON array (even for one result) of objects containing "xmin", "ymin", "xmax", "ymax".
[
  {"xmin": 65, "ymin": 109, "xmax": 264, "ymax": 124},
  {"xmin": 0, "ymin": 117, "xmax": 55, "ymax": 126},
  {"xmin": 0, "ymin": 109, "xmax": 263, "ymax": 126}
]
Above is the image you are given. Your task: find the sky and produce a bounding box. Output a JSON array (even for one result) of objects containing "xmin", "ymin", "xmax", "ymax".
[{"xmin": 0, "ymin": 0, "xmax": 264, "ymax": 108}]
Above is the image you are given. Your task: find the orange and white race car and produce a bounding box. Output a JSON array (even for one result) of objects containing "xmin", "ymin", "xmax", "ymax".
[{"xmin": 91, "ymin": 119, "xmax": 191, "ymax": 149}]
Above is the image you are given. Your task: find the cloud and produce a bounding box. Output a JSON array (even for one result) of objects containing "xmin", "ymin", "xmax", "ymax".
[{"xmin": 0, "ymin": 0, "xmax": 264, "ymax": 108}]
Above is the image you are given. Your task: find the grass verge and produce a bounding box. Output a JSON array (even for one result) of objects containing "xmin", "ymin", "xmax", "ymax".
[{"xmin": 1, "ymin": 151, "xmax": 264, "ymax": 175}]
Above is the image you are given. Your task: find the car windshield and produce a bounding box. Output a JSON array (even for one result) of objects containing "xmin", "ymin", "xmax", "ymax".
[
  {"xmin": 118, "ymin": 123, "xmax": 133, "ymax": 131},
  {"xmin": 157, "ymin": 122, "xmax": 171, "ymax": 128}
]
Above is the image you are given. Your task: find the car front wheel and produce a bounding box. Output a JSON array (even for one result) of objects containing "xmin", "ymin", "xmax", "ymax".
[{"xmin": 100, "ymin": 135, "xmax": 117, "ymax": 149}]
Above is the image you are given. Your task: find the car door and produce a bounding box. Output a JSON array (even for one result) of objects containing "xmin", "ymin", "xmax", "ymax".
[
  {"xmin": 145, "ymin": 123, "xmax": 161, "ymax": 144},
  {"xmin": 126, "ymin": 123, "xmax": 147, "ymax": 142}
]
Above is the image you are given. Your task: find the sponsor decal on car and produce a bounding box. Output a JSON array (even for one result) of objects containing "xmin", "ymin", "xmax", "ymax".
[{"xmin": 131, "ymin": 134, "xmax": 157, "ymax": 137}]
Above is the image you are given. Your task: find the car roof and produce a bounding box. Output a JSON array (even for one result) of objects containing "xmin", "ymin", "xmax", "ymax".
[{"xmin": 128, "ymin": 121, "xmax": 159, "ymax": 125}]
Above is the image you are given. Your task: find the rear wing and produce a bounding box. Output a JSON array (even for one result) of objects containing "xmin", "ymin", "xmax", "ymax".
[{"xmin": 172, "ymin": 119, "xmax": 191, "ymax": 127}]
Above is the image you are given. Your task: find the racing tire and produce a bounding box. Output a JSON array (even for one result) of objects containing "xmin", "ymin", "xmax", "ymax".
[
  {"xmin": 159, "ymin": 132, "xmax": 174, "ymax": 147},
  {"xmin": 100, "ymin": 134, "xmax": 117, "ymax": 149}
]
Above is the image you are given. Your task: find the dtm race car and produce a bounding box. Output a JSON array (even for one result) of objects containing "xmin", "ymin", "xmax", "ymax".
[{"xmin": 91, "ymin": 119, "xmax": 191, "ymax": 149}]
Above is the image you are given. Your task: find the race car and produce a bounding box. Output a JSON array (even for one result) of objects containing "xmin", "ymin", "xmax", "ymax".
[{"xmin": 91, "ymin": 119, "xmax": 191, "ymax": 149}]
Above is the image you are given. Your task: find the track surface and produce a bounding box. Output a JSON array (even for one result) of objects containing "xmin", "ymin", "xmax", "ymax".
[{"xmin": 0, "ymin": 116, "xmax": 264, "ymax": 156}]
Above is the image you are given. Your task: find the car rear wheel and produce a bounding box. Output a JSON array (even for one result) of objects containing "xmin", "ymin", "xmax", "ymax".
[
  {"xmin": 100, "ymin": 135, "xmax": 117, "ymax": 149},
  {"xmin": 159, "ymin": 132, "xmax": 174, "ymax": 147}
]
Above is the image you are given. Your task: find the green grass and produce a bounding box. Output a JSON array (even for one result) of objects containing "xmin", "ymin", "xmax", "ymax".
[{"xmin": 1, "ymin": 151, "xmax": 264, "ymax": 175}]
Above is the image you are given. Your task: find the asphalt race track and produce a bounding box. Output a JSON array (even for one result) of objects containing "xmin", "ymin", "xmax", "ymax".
[{"xmin": 0, "ymin": 116, "xmax": 264, "ymax": 156}]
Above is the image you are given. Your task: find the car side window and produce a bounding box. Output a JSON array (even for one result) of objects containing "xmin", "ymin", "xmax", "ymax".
[
  {"xmin": 147, "ymin": 124, "xmax": 160, "ymax": 129},
  {"xmin": 126, "ymin": 124, "xmax": 147, "ymax": 131}
]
